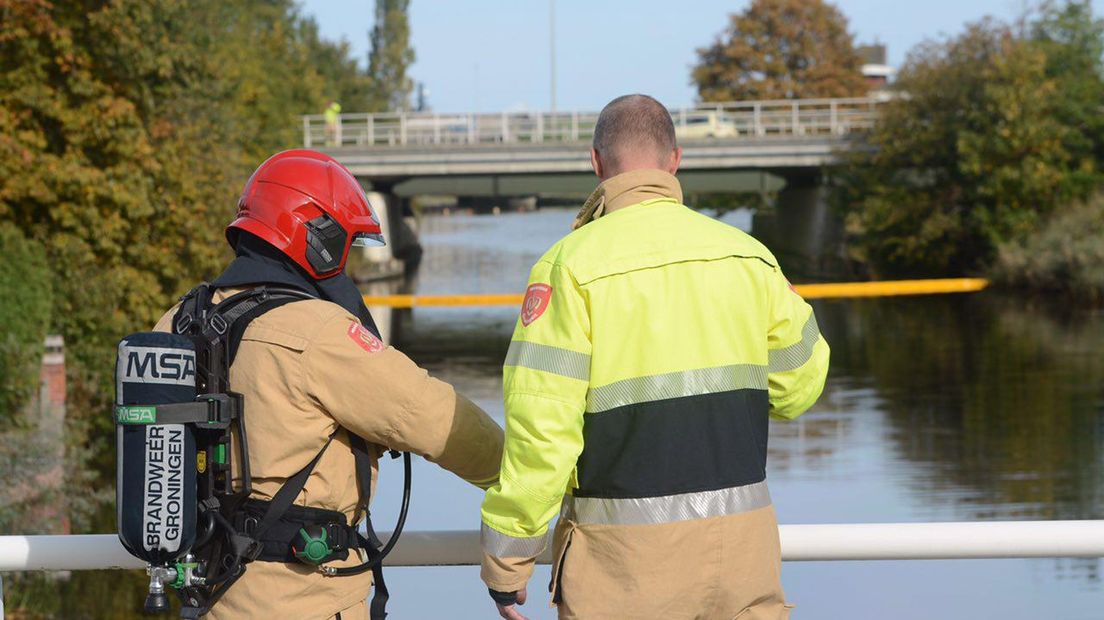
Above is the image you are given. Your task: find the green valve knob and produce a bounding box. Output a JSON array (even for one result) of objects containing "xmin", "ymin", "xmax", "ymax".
[{"xmin": 292, "ymin": 525, "xmax": 332, "ymax": 565}]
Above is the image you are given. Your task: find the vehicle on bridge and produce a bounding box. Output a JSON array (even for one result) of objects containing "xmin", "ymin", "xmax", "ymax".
[{"xmin": 674, "ymin": 110, "xmax": 739, "ymax": 140}]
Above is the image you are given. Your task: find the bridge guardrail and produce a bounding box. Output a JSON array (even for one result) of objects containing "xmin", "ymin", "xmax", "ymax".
[
  {"xmin": 302, "ymin": 97, "xmax": 883, "ymax": 149},
  {"xmin": 3, "ymin": 521, "xmax": 1104, "ymax": 572}
]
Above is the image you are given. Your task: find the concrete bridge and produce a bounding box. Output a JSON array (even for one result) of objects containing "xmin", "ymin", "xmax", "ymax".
[
  {"xmin": 307, "ymin": 97, "xmax": 885, "ymax": 277},
  {"xmin": 304, "ymin": 97, "xmax": 880, "ymax": 187}
]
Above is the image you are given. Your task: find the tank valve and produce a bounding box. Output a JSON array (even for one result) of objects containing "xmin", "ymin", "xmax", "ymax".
[{"xmin": 145, "ymin": 565, "xmax": 177, "ymax": 614}]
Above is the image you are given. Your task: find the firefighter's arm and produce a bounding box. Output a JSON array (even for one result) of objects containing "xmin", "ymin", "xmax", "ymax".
[
  {"xmin": 481, "ymin": 260, "xmax": 590, "ymax": 594},
  {"xmin": 766, "ymin": 265, "xmax": 830, "ymax": 420},
  {"xmin": 305, "ymin": 313, "xmax": 504, "ymax": 489}
]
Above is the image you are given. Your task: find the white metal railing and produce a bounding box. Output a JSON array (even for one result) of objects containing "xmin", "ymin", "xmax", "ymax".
[
  {"xmin": 2, "ymin": 521, "xmax": 1103, "ymax": 572},
  {"xmin": 301, "ymin": 98, "xmax": 882, "ymax": 148}
]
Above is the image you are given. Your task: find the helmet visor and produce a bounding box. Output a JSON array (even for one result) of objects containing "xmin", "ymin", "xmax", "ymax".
[{"xmin": 351, "ymin": 232, "xmax": 386, "ymax": 247}]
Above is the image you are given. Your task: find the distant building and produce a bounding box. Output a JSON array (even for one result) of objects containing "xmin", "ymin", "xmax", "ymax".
[{"xmin": 857, "ymin": 43, "xmax": 896, "ymax": 94}]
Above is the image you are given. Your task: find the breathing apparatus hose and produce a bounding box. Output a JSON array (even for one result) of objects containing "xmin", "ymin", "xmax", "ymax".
[{"xmin": 327, "ymin": 451, "xmax": 412, "ymax": 577}]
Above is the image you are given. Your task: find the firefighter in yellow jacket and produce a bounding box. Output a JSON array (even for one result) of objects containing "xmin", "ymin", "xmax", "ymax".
[
  {"xmin": 154, "ymin": 150, "xmax": 504, "ymax": 619},
  {"xmin": 480, "ymin": 95, "xmax": 829, "ymax": 619}
]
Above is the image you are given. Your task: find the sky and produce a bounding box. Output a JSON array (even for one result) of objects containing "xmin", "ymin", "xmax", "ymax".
[{"xmin": 300, "ymin": 0, "xmax": 1102, "ymax": 112}]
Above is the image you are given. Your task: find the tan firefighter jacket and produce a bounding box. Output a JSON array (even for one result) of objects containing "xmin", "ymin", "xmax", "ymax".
[
  {"xmin": 155, "ymin": 291, "xmax": 504, "ymax": 620},
  {"xmin": 480, "ymin": 169, "xmax": 829, "ymax": 619}
]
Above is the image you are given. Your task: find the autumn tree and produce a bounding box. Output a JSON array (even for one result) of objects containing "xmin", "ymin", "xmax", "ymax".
[
  {"xmin": 368, "ymin": 0, "xmax": 416, "ymax": 111},
  {"xmin": 0, "ymin": 0, "xmax": 384, "ymax": 462},
  {"xmin": 693, "ymin": 0, "xmax": 867, "ymax": 101},
  {"xmin": 837, "ymin": 6, "xmax": 1104, "ymax": 277}
]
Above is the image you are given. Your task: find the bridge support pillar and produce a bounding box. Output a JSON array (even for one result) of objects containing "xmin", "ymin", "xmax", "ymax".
[
  {"xmin": 347, "ymin": 182, "xmax": 423, "ymax": 345},
  {"xmin": 753, "ymin": 171, "xmax": 847, "ymax": 279}
]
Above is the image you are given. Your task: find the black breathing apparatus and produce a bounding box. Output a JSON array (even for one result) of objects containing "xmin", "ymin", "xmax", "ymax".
[{"xmin": 114, "ymin": 284, "xmax": 411, "ymax": 619}]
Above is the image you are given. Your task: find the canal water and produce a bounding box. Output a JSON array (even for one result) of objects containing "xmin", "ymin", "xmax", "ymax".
[{"xmin": 3, "ymin": 208, "xmax": 1103, "ymax": 619}]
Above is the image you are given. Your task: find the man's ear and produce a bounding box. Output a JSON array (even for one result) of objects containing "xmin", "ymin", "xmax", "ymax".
[
  {"xmin": 666, "ymin": 147, "xmax": 682, "ymax": 175},
  {"xmin": 590, "ymin": 148, "xmax": 604, "ymax": 178}
]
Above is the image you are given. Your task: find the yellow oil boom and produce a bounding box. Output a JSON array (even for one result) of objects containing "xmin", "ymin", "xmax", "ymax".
[{"xmin": 364, "ymin": 279, "xmax": 990, "ymax": 308}]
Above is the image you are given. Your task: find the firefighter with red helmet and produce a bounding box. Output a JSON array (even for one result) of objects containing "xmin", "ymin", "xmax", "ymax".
[{"xmin": 152, "ymin": 150, "xmax": 504, "ymax": 619}]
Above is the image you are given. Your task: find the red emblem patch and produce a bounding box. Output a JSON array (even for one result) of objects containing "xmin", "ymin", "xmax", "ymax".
[
  {"xmin": 347, "ymin": 322, "xmax": 384, "ymax": 353},
  {"xmin": 520, "ymin": 283, "xmax": 552, "ymax": 327}
]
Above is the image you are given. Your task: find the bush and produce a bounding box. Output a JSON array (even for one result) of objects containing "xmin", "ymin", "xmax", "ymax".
[
  {"xmin": 0, "ymin": 223, "xmax": 53, "ymax": 426},
  {"xmin": 992, "ymin": 195, "xmax": 1104, "ymax": 302}
]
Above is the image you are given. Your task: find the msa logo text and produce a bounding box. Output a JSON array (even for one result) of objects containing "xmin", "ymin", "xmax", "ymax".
[
  {"xmin": 116, "ymin": 406, "xmax": 156, "ymax": 424},
  {"xmin": 120, "ymin": 345, "xmax": 196, "ymax": 386}
]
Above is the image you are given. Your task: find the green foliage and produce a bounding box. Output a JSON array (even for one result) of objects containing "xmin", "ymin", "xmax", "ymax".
[
  {"xmin": 838, "ymin": 4, "xmax": 1104, "ymax": 277},
  {"xmin": 0, "ymin": 223, "xmax": 52, "ymax": 426},
  {"xmin": 1, "ymin": 1, "xmax": 236, "ymax": 437},
  {"xmin": 693, "ymin": 0, "xmax": 867, "ymax": 101},
  {"xmin": 368, "ymin": 0, "xmax": 416, "ymax": 111},
  {"xmin": 992, "ymin": 194, "xmax": 1104, "ymax": 302},
  {"xmin": 210, "ymin": 1, "xmax": 377, "ymax": 163},
  {"xmin": 1031, "ymin": 0, "xmax": 1104, "ymax": 195},
  {"xmin": 0, "ymin": 0, "xmax": 382, "ymax": 468}
]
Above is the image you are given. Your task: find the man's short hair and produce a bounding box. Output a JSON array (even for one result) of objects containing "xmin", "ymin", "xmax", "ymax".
[{"xmin": 592, "ymin": 94, "xmax": 677, "ymax": 170}]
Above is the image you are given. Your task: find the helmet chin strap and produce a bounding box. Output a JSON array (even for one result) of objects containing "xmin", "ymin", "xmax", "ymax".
[{"xmin": 303, "ymin": 213, "xmax": 348, "ymax": 276}]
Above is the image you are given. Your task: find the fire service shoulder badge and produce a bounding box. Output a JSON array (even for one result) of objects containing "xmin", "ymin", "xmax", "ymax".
[
  {"xmin": 347, "ymin": 322, "xmax": 385, "ymax": 353},
  {"xmin": 520, "ymin": 283, "xmax": 553, "ymax": 327}
]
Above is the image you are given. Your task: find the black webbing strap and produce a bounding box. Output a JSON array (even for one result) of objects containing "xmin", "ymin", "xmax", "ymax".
[
  {"xmin": 220, "ymin": 290, "xmax": 311, "ymax": 365},
  {"xmin": 117, "ymin": 401, "xmax": 219, "ymax": 425},
  {"xmin": 349, "ymin": 434, "xmax": 390, "ymax": 620},
  {"xmin": 369, "ymin": 557, "xmax": 390, "ymax": 620},
  {"xmin": 172, "ymin": 284, "xmax": 215, "ymax": 336},
  {"xmin": 252, "ymin": 433, "xmax": 337, "ymax": 543},
  {"xmin": 186, "ymin": 434, "xmax": 338, "ymax": 619}
]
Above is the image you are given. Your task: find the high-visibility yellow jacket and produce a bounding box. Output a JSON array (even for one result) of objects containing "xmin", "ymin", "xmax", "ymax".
[{"xmin": 480, "ymin": 170, "xmax": 829, "ymax": 617}]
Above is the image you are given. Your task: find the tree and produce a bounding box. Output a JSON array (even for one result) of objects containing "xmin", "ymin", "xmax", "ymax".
[
  {"xmin": 692, "ymin": 0, "xmax": 867, "ymax": 102},
  {"xmin": 0, "ymin": 224, "xmax": 52, "ymax": 427},
  {"xmin": 0, "ymin": 0, "xmax": 385, "ymax": 471},
  {"xmin": 837, "ymin": 8, "xmax": 1104, "ymax": 277},
  {"xmin": 1031, "ymin": 0, "xmax": 1104, "ymax": 196},
  {"xmin": 368, "ymin": 0, "xmax": 416, "ymax": 111}
]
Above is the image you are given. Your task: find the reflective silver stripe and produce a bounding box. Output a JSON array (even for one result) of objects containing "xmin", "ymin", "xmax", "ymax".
[
  {"xmin": 768, "ymin": 313, "xmax": 821, "ymax": 373},
  {"xmin": 504, "ymin": 340, "xmax": 590, "ymax": 381},
  {"xmin": 563, "ymin": 481, "xmax": 771, "ymax": 526},
  {"xmin": 586, "ymin": 364, "xmax": 767, "ymax": 413},
  {"xmin": 481, "ymin": 522, "xmax": 550, "ymax": 558}
]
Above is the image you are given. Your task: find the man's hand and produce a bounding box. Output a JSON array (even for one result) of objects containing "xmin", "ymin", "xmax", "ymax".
[{"xmin": 492, "ymin": 587, "xmax": 529, "ymax": 620}]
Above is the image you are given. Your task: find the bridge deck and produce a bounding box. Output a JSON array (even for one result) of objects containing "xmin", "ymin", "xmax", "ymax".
[{"xmin": 305, "ymin": 97, "xmax": 883, "ymax": 180}]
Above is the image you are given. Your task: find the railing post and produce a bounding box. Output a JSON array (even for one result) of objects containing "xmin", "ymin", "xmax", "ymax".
[
  {"xmin": 400, "ymin": 114, "xmax": 407, "ymax": 145},
  {"xmin": 501, "ymin": 112, "xmax": 509, "ymax": 143},
  {"xmin": 335, "ymin": 115, "xmax": 343, "ymax": 146},
  {"xmin": 571, "ymin": 111, "xmax": 579, "ymax": 141},
  {"xmin": 830, "ymin": 100, "xmax": 838, "ymax": 135},
  {"xmin": 434, "ymin": 114, "xmax": 441, "ymax": 144},
  {"xmin": 536, "ymin": 113, "xmax": 544, "ymax": 143},
  {"xmin": 468, "ymin": 114, "xmax": 475, "ymax": 144},
  {"xmin": 679, "ymin": 108, "xmax": 687, "ymax": 129},
  {"xmin": 791, "ymin": 102, "xmax": 800, "ymax": 136},
  {"xmin": 754, "ymin": 103, "xmax": 762, "ymax": 136},
  {"xmin": 302, "ymin": 116, "xmax": 311, "ymax": 148},
  {"xmin": 368, "ymin": 115, "xmax": 375, "ymax": 145}
]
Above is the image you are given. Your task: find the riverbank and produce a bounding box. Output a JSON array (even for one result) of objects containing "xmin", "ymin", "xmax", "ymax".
[{"xmin": 991, "ymin": 195, "xmax": 1104, "ymax": 303}]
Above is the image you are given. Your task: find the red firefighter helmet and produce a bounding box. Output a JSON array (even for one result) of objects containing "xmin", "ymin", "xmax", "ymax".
[{"xmin": 227, "ymin": 149, "xmax": 384, "ymax": 279}]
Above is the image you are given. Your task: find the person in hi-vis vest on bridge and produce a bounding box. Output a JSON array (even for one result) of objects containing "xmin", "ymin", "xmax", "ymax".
[{"xmin": 479, "ymin": 94, "xmax": 830, "ymax": 620}]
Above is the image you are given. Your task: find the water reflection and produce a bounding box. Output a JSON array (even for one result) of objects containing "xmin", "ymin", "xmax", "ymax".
[{"xmin": 818, "ymin": 295, "xmax": 1104, "ymax": 522}]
